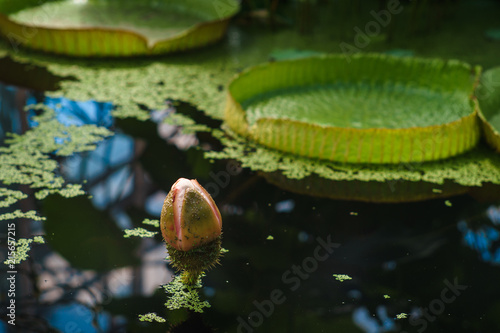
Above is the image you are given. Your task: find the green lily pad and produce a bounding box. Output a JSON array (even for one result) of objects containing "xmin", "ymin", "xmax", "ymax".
[
  {"xmin": 225, "ymin": 54, "xmax": 481, "ymax": 164},
  {"xmin": 476, "ymin": 66, "xmax": 500, "ymax": 152},
  {"xmin": 0, "ymin": 0, "xmax": 239, "ymax": 56}
]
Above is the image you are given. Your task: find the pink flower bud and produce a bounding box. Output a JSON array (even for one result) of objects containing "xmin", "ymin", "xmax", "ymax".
[{"xmin": 160, "ymin": 178, "xmax": 222, "ymax": 252}]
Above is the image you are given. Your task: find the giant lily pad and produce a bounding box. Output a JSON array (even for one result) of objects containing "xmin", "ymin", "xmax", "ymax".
[
  {"xmin": 476, "ymin": 66, "xmax": 500, "ymax": 152},
  {"xmin": 225, "ymin": 54, "xmax": 481, "ymax": 164},
  {"xmin": 0, "ymin": 0, "xmax": 239, "ymax": 57}
]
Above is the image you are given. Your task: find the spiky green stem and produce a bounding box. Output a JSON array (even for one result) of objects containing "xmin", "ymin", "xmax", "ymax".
[
  {"xmin": 181, "ymin": 270, "xmax": 202, "ymax": 285},
  {"xmin": 166, "ymin": 235, "xmax": 222, "ymax": 285}
]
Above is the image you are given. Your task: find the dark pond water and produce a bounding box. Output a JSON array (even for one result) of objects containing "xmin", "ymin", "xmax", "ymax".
[
  {"xmin": 1, "ymin": 82, "xmax": 500, "ymax": 333},
  {"xmin": 1, "ymin": 1, "xmax": 500, "ymax": 333}
]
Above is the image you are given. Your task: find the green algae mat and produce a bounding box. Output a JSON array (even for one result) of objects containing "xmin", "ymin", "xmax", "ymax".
[
  {"xmin": 0, "ymin": 0, "xmax": 239, "ymax": 56},
  {"xmin": 225, "ymin": 54, "xmax": 481, "ymax": 164}
]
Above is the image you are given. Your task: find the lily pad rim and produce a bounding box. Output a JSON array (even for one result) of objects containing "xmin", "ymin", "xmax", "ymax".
[
  {"xmin": 476, "ymin": 66, "xmax": 500, "ymax": 152},
  {"xmin": 0, "ymin": 0, "xmax": 240, "ymax": 53},
  {"xmin": 477, "ymin": 107, "xmax": 500, "ymax": 153},
  {"xmin": 1, "ymin": 13, "xmax": 231, "ymax": 42},
  {"xmin": 227, "ymin": 52, "xmax": 477, "ymax": 92},
  {"xmin": 226, "ymin": 53, "xmax": 480, "ymax": 132}
]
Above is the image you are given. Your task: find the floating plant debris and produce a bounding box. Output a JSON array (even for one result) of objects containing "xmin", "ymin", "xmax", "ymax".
[
  {"xmin": 141, "ymin": 218, "xmax": 160, "ymax": 227},
  {"xmin": 123, "ymin": 219, "xmax": 160, "ymax": 238},
  {"xmin": 3, "ymin": 237, "xmax": 45, "ymax": 265},
  {"xmin": 138, "ymin": 313, "xmax": 166, "ymax": 323},
  {"xmin": 395, "ymin": 313, "xmax": 408, "ymax": 320},
  {"xmin": 124, "ymin": 227, "xmax": 158, "ymax": 238},
  {"xmin": 333, "ymin": 274, "xmax": 352, "ymax": 282},
  {"xmin": 163, "ymin": 274, "xmax": 211, "ymax": 313},
  {"xmin": 0, "ymin": 105, "xmax": 111, "ymax": 220}
]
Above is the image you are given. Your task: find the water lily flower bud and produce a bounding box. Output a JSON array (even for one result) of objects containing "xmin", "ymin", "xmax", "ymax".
[
  {"xmin": 161, "ymin": 178, "xmax": 223, "ymax": 283},
  {"xmin": 161, "ymin": 178, "xmax": 222, "ymax": 252}
]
